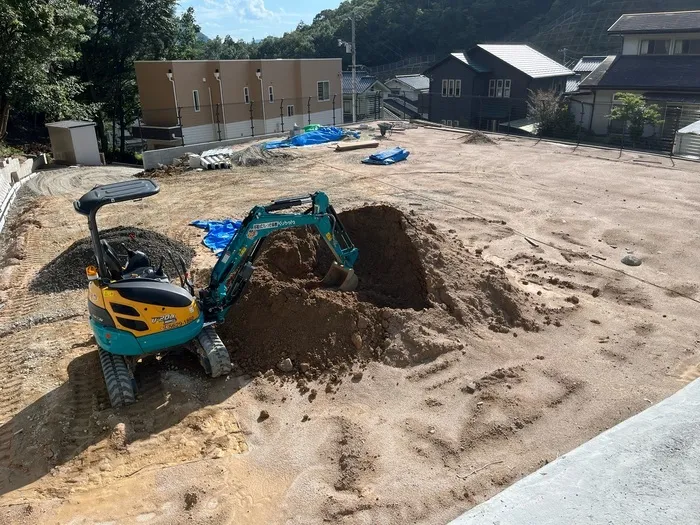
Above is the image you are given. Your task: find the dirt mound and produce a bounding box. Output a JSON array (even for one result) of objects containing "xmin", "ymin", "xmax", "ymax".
[
  {"xmin": 463, "ymin": 131, "xmax": 496, "ymax": 145},
  {"xmin": 216, "ymin": 205, "xmax": 540, "ymax": 377},
  {"xmin": 30, "ymin": 227, "xmax": 194, "ymax": 294},
  {"xmin": 138, "ymin": 154, "xmax": 189, "ymax": 178},
  {"xmin": 230, "ymin": 145, "xmax": 293, "ymax": 167}
]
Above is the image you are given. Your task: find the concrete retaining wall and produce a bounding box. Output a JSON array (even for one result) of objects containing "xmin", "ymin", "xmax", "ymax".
[{"xmin": 142, "ymin": 131, "xmax": 286, "ymax": 170}]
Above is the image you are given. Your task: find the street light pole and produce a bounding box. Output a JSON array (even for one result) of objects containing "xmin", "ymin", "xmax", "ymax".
[{"xmin": 351, "ymin": 13, "xmax": 357, "ymax": 124}]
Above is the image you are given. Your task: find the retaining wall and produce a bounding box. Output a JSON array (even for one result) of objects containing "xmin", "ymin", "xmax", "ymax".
[
  {"xmin": 0, "ymin": 155, "xmax": 45, "ymax": 234},
  {"xmin": 142, "ymin": 131, "xmax": 286, "ymax": 170}
]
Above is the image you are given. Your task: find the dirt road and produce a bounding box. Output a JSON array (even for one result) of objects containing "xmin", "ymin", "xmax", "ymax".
[{"xmin": 1, "ymin": 128, "xmax": 699, "ymax": 524}]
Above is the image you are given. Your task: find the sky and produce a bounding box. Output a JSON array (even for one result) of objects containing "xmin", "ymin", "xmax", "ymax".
[{"xmin": 180, "ymin": 0, "xmax": 343, "ymax": 41}]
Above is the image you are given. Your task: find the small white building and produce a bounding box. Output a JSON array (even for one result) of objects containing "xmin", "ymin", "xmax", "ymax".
[{"xmin": 46, "ymin": 120, "xmax": 102, "ymax": 166}]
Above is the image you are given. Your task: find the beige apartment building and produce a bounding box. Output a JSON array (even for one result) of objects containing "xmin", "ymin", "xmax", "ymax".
[{"xmin": 134, "ymin": 58, "xmax": 343, "ymax": 148}]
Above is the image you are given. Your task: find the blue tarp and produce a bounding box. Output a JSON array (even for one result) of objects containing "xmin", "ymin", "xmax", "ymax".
[
  {"xmin": 361, "ymin": 147, "xmax": 410, "ymax": 165},
  {"xmin": 190, "ymin": 219, "xmax": 242, "ymax": 255},
  {"xmin": 265, "ymin": 127, "xmax": 360, "ymax": 149}
]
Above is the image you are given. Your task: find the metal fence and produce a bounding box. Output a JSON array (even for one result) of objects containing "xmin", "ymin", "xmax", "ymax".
[
  {"xmin": 343, "ymin": 92, "xmax": 383, "ymax": 123},
  {"xmin": 134, "ymin": 95, "xmax": 342, "ymax": 148}
]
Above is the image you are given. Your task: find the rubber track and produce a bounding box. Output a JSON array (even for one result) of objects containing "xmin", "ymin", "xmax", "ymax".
[
  {"xmin": 99, "ymin": 349, "xmax": 136, "ymax": 407},
  {"xmin": 195, "ymin": 327, "xmax": 232, "ymax": 378}
]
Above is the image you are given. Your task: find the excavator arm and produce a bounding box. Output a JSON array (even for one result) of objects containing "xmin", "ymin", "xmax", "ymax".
[{"xmin": 201, "ymin": 192, "xmax": 358, "ymax": 323}]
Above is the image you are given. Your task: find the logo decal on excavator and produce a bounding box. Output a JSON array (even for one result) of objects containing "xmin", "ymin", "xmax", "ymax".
[
  {"xmin": 251, "ymin": 220, "xmax": 296, "ymax": 231},
  {"xmin": 152, "ymin": 314, "xmax": 176, "ymax": 325},
  {"xmin": 247, "ymin": 230, "xmax": 257, "ymax": 240}
]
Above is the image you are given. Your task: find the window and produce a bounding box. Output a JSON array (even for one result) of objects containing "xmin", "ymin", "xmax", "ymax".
[
  {"xmin": 192, "ymin": 90, "xmax": 200, "ymax": 112},
  {"xmin": 641, "ymin": 39, "xmax": 671, "ymax": 55},
  {"xmin": 441, "ymin": 120, "xmax": 446, "ymax": 125},
  {"xmin": 442, "ymin": 79, "xmax": 448, "ymax": 97},
  {"xmin": 287, "ymin": 105, "xmax": 295, "ymax": 117},
  {"xmin": 496, "ymin": 79, "xmax": 503, "ymax": 98},
  {"xmin": 344, "ymin": 100, "xmax": 352, "ymax": 113},
  {"xmin": 447, "ymin": 120, "xmax": 452, "ymax": 126},
  {"xmin": 488, "ymin": 79, "xmax": 496, "ymax": 97},
  {"xmin": 243, "ymin": 86, "xmax": 250, "ymax": 104},
  {"xmin": 504, "ymin": 79, "xmax": 511, "ymax": 98},
  {"xmin": 448, "ymin": 79, "xmax": 455, "ymax": 97},
  {"xmin": 673, "ymin": 39, "xmax": 700, "ymax": 55},
  {"xmin": 268, "ymin": 86, "xmax": 274, "ymax": 102},
  {"xmin": 453, "ymin": 120, "xmax": 459, "ymax": 128},
  {"xmin": 317, "ymin": 80, "xmax": 330, "ymax": 101},
  {"xmin": 455, "ymin": 79, "xmax": 462, "ymax": 98}
]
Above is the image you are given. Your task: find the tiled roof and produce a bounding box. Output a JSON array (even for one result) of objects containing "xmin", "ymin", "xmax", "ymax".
[
  {"xmin": 608, "ymin": 10, "xmax": 700, "ymax": 34},
  {"xmin": 342, "ymin": 71, "xmax": 379, "ymax": 94},
  {"xmin": 450, "ymin": 52, "xmax": 490, "ymax": 73},
  {"xmin": 477, "ymin": 44, "xmax": 573, "ymax": 78},
  {"xmin": 572, "ymin": 56, "xmax": 610, "ymax": 73},
  {"xmin": 581, "ymin": 55, "xmax": 700, "ymax": 90},
  {"xmin": 394, "ymin": 74, "xmax": 430, "ymax": 91},
  {"xmin": 566, "ymin": 78, "xmax": 581, "ymax": 93}
]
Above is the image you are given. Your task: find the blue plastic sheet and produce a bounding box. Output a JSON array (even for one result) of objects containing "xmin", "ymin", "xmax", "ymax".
[
  {"xmin": 265, "ymin": 127, "xmax": 360, "ymax": 149},
  {"xmin": 361, "ymin": 147, "xmax": 410, "ymax": 165},
  {"xmin": 190, "ymin": 219, "xmax": 242, "ymax": 255}
]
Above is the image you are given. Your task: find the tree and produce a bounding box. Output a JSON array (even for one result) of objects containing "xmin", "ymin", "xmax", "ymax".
[
  {"xmin": 172, "ymin": 7, "xmax": 203, "ymax": 60},
  {"xmin": 527, "ymin": 89, "xmax": 577, "ymax": 138},
  {"xmin": 78, "ymin": 0, "xmax": 177, "ymax": 155},
  {"xmin": 608, "ymin": 93, "xmax": 663, "ymax": 144},
  {"xmin": 0, "ymin": 0, "xmax": 95, "ymax": 140}
]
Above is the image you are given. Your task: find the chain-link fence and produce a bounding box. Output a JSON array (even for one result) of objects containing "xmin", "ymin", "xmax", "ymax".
[{"xmin": 133, "ymin": 95, "xmax": 343, "ymax": 149}]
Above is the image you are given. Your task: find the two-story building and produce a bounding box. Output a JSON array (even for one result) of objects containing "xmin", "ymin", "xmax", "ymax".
[
  {"xmin": 425, "ymin": 44, "xmax": 573, "ymax": 131},
  {"xmin": 134, "ymin": 59, "xmax": 343, "ymax": 149},
  {"xmin": 571, "ymin": 10, "xmax": 700, "ymax": 147}
]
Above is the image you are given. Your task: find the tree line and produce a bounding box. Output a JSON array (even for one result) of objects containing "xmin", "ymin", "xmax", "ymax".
[{"xmin": 0, "ymin": 0, "xmax": 558, "ymax": 156}]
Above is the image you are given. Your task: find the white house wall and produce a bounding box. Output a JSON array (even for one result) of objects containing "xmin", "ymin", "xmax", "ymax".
[{"xmin": 622, "ymin": 33, "xmax": 700, "ymax": 55}]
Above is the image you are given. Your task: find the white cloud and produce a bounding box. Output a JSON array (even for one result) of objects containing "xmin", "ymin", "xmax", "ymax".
[{"xmin": 200, "ymin": 0, "xmax": 273, "ymax": 21}]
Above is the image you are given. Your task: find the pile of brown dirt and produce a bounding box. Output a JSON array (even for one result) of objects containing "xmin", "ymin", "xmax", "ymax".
[
  {"xmin": 463, "ymin": 131, "xmax": 496, "ymax": 145},
  {"xmin": 216, "ymin": 205, "xmax": 540, "ymax": 377},
  {"xmin": 230, "ymin": 145, "xmax": 293, "ymax": 167},
  {"xmin": 30, "ymin": 227, "xmax": 194, "ymax": 293}
]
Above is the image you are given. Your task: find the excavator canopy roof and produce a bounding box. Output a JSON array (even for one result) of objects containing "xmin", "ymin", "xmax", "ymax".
[{"xmin": 74, "ymin": 179, "xmax": 160, "ymax": 216}]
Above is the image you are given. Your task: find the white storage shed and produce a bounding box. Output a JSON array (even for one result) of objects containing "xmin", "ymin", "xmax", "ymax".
[{"xmin": 46, "ymin": 120, "xmax": 102, "ymax": 166}]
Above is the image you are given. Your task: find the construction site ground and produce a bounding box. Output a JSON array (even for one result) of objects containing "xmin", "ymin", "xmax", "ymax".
[{"xmin": 1, "ymin": 126, "xmax": 699, "ymax": 524}]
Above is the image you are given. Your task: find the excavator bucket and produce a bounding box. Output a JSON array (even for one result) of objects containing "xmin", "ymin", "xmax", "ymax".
[{"xmin": 321, "ymin": 262, "xmax": 358, "ymax": 292}]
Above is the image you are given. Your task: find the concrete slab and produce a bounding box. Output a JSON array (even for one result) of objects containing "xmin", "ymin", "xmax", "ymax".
[{"xmin": 450, "ymin": 379, "xmax": 700, "ymax": 525}]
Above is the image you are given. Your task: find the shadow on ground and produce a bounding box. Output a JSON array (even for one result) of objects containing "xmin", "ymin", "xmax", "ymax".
[{"xmin": 0, "ymin": 340, "xmax": 251, "ymax": 496}]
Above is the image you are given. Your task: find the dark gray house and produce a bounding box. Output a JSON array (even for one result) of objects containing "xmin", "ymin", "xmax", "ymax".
[{"xmin": 425, "ymin": 44, "xmax": 574, "ymax": 131}]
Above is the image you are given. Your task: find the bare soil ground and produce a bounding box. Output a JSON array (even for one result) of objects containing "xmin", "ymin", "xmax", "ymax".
[{"xmin": 1, "ymin": 128, "xmax": 700, "ymax": 524}]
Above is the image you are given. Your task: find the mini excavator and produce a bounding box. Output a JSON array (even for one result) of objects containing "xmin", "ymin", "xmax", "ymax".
[{"xmin": 74, "ymin": 179, "xmax": 358, "ymax": 407}]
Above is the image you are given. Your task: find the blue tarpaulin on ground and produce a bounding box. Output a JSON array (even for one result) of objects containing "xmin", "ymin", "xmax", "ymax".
[
  {"xmin": 361, "ymin": 147, "xmax": 410, "ymax": 165},
  {"xmin": 190, "ymin": 219, "xmax": 242, "ymax": 255},
  {"xmin": 264, "ymin": 127, "xmax": 359, "ymax": 149}
]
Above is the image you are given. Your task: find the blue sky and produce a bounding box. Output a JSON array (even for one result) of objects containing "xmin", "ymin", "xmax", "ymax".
[{"xmin": 180, "ymin": 0, "xmax": 342, "ymax": 41}]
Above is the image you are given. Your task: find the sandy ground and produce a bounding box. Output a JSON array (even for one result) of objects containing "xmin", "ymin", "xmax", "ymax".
[{"xmin": 1, "ymin": 127, "xmax": 700, "ymax": 524}]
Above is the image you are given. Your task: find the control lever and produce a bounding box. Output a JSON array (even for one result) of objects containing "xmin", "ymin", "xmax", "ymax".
[
  {"xmin": 120, "ymin": 242, "xmax": 135, "ymax": 257},
  {"xmin": 177, "ymin": 253, "xmax": 195, "ymax": 295},
  {"xmin": 167, "ymin": 251, "xmax": 184, "ymax": 287},
  {"xmin": 155, "ymin": 255, "xmax": 165, "ymax": 277}
]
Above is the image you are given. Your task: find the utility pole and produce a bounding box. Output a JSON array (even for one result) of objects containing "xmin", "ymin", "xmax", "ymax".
[{"xmin": 351, "ymin": 13, "xmax": 357, "ymax": 124}]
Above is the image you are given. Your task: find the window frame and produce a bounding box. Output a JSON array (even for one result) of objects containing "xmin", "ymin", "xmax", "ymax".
[
  {"xmin": 192, "ymin": 90, "xmax": 200, "ymax": 112},
  {"xmin": 317, "ymin": 80, "xmax": 330, "ymax": 102},
  {"xmin": 243, "ymin": 86, "xmax": 250, "ymax": 104},
  {"xmin": 448, "ymin": 79, "xmax": 455, "ymax": 97},
  {"xmin": 268, "ymin": 86, "xmax": 274, "ymax": 103},
  {"xmin": 287, "ymin": 104, "xmax": 295, "ymax": 117},
  {"xmin": 496, "ymin": 79, "xmax": 504, "ymax": 98},
  {"xmin": 455, "ymin": 79, "xmax": 462, "ymax": 98},
  {"xmin": 441, "ymin": 120, "xmax": 446, "ymax": 125},
  {"xmin": 441, "ymin": 79, "xmax": 448, "ymax": 97},
  {"xmin": 488, "ymin": 79, "xmax": 496, "ymax": 98},
  {"xmin": 641, "ymin": 39, "xmax": 671, "ymax": 55},
  {"xmin": 504, "ymin": 79, "xmax": 511, "ymax": 98},
  {"xmin": 453, "ymin": 120, "xmax": 459, "ymax": 128},
  {"xmin": 446, "ymin": 119, "xmax": 453, "ymax": 126},
  {"xmin": 673, "ymin": 39, "xmax": 700, "ymax": 55}
]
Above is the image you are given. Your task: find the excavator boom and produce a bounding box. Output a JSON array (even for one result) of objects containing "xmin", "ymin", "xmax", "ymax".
[{"xmin": 201, "ymin": 191, "xmax": 358, "ymax": 322}]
